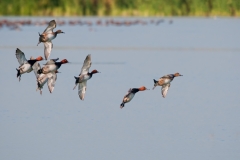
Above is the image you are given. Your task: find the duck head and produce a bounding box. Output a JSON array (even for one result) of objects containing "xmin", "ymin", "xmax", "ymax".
[
  {"xmin": 56, "ymin": 30, "xmax": 64, "ymax": 34},
  {"xmin": 174, "ymin": 72, "xmax": 183, "ymax": 77},
  {"xmin": 36, "ymin": 56, "xmax": 43, "ymax": 61},
  {"xmin": 139, "ymin": 86, "xmax": 149, "ymax": 91},
  {"xmin": 91, "ymin": 69, "xmax": 100, "ymax": 74},
  {"xmin": 60, "ymin": 59, "xmax": 69, "ymax": 64}
]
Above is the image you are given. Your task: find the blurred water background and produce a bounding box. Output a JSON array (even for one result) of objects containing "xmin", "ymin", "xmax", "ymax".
[{"xmin": 0, "ymin": 16, "xmax": 240, "ymax": 160}]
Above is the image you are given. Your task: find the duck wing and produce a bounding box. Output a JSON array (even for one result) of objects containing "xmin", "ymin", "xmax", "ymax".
[
  {"xmin": 44, "ymin": 58, "xmax": 59, "ymax": 65},
  {"xmin": 80, "ymin": 54, "xmax": 91, "ymax": 75},
  {"xmin": 37, "ymin": 73, "xmax": 49, "ymax": 89},
  {"xmin": 78, "ymin": 81, "xmax": 87, "ymax": 100},
  {"xmin": 44, "ymin": 41, "xmax": 53, "ymax": 60},
  {"xmin": 124, "ymin": 88, "xmax": 132, "ymax": 98},
  {"xmin": 51, "ymin": 58, "xmax": 59, "ymax": 62},
  {"xmin": 161, "ymin": 74, "xmax": 174, "ymax": 80},
  {"xmin": 47, "ymin": 72, "xmax": 57, "ymax": 93},
  {"xmin": 15, "ymin": 48, "xmax": 28, "ymax": 65},
  {"xmin": 32, "ymin": 61, "xmax": 41, "ymax": 78},
  {"xmin": 43, "ymin": 20, "xmax": 56, "ymax": 34},
  {"xmin": 161, "ymin": 83, "xmax": 170, "ymax": 98}
]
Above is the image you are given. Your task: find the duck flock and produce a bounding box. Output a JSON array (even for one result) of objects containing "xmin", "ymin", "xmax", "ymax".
[{"xmin": 15, "ymin": 20, "xmax": 182, "ymax": 109}]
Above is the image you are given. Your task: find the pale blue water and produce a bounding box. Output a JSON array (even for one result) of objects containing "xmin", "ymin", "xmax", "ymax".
[{"xmin": 0, "ymin": 17, "xmax": 240, "ymax": 160}]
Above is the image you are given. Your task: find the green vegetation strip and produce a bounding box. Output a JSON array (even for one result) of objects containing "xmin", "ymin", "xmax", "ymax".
[{"xmin": 0, "ymin": 0, "xmax": 240, "ymax": 16}]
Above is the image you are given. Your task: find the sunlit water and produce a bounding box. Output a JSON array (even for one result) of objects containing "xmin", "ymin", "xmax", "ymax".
[{"xmin": 0, "ymin": 17, "xmax": 240, "ymax": 160}]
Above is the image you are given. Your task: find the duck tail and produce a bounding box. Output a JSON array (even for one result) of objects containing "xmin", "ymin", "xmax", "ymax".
[
  {"xmin": 37, "ymin": 69, "xmax": 43, "ymax": 74},
  {"xmin": 153, "ymin": 79, "xmax": 158, "ymax": 84},
  {"xmin": 153, "ymin": 79, "xmax": 158, "ymax": 90},
  {"xmin": 120, "ymin": 103, "xmax": 125, "ymax": 109},
  {"xmin": 16, "ymin": 68, "xmax": 21, "ymax": 81},
  {"xmin": 74, "ymin": 76, "xmax": 79, "ymax": 84},
  {"xmin": 37, "ymin": 81, "xmax": 41, "ymax": 88},
  {"xmin": 16, "ymin": 68, "xmax": 20, "ymax": 77}
]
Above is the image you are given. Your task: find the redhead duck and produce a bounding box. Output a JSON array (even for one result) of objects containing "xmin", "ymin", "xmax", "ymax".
[
  {"xmin": 15, "ymin": 48, "xmax": 43, "ymax": 81},
  {"xmin": 33, "ymin": 62, "xmax": 58, "ymax": 95},
  {"xmin": 73, "ymin": 54, "xmax": 100, "ymax": 100},
  {"xmin": 37, "ymin": 58, "xmax": 68, "ymax": 74},
  {"xmin": 120, "ymin": 86, "xmax": 148, "ymax": 109},
  {"xmin": 153, "ymin": 73, "xmax": 182, "ymax": 98},
  {"xmin": 37, "ymin": 20, "xmax": 64, "ymax": 60}
]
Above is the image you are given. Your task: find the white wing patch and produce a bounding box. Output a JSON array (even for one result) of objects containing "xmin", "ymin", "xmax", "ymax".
[
  {"xmin": 36, "ymin": 71, "xmax": 57, "ymax": 94},
  {"xmin": 80, "ymin": 54, "xmax": 91, "ymax": 75},
  {"xmin": 78, "ymin": 81, "xmax": 87, "ymax": 100},
  {"xmin": 44, "ymin": 41, "xmax": 53, "ymax": 60},
  {"xmin": 47, "ymin": 72, "xmax": 57, "ymax": 93},
  {"xmin": 161, "ymin": 83, "xmax": 170, "ymax": 98},
  {"xmin": 32, "ymin": 62, "xmax": 41, "ymax": 78},
  {"xmin": 37, "ymin": 73, "xmax": 49, "ymax": 89}
]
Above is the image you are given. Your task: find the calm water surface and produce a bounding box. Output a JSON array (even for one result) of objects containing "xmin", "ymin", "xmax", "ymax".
[{"xmin": 0, "ymin": 17, "xmax": 240, "ymax": 160}]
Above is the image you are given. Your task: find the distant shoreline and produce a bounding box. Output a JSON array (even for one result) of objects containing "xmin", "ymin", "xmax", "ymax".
[{"xmin": 0, "ymin": 0, "xmax": 239, "ymax": 17}]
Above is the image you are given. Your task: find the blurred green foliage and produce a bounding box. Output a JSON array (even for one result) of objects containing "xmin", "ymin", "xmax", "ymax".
[{"xmin": 0, "ymin": 0, "xmax": 239, "ymax": 16}]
